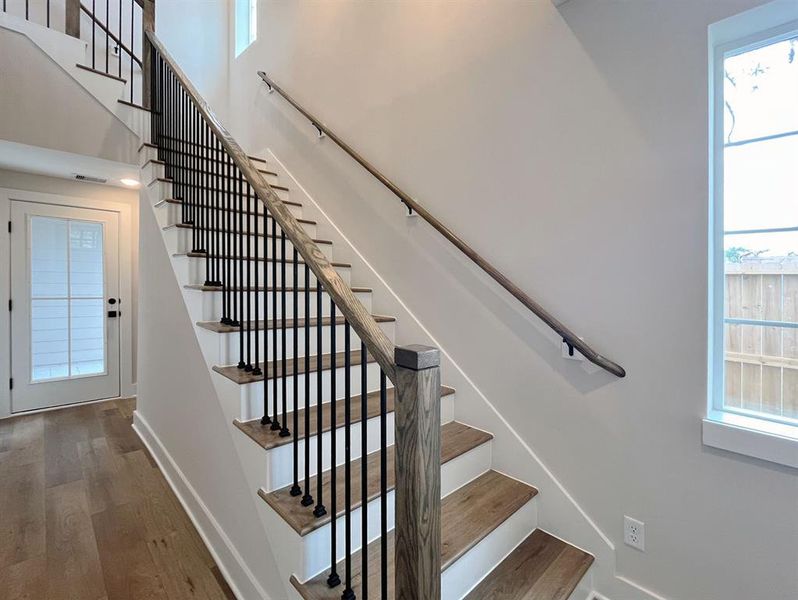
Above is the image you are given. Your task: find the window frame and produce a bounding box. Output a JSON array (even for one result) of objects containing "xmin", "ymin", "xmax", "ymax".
[{"xmin": 706, "ymin": 3, "xmax": 798, "ymax": 468}]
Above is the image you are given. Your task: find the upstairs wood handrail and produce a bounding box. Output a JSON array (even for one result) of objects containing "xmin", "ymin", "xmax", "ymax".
[
  {"xmin": 79, "ymin": 3, "xmax": 142, "ymax": 67},
  {"xmin": 147, "ymin": 32, "xmax": 396, "ymax": 382},
  {"xmin": 258, "ymin": 71, "xmax": 626, "ymax": 378}
]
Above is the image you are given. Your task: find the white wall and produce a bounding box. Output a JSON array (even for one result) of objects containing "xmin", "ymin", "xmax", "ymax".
[
  {"xmin": 0, "ymin": 26, "xmax": 139, "ymax": 164},
  {"xmin": 155, "ymin": 0, "xmax": 229, "ymax": 114},
  {"xmin": 207, "ymin": 1, "xmax": 798, "ymax": 599},
  {"xmin": 0, "ymin": 169, "xmax": 139, "ymax": 417},
  {"xmin": 135, "ymin": 181, "xmax": 286, "ymax": 600}
]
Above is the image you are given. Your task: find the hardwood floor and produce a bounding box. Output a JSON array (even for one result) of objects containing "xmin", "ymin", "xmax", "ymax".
[{"xmin": 0, "ymin": 398, "xmax": 235, "ymax": 600}]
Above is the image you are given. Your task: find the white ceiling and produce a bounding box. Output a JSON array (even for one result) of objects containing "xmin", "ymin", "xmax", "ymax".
[{"xmin": 0, "ymin": 140, "xmax": 140, "ymax": 189}]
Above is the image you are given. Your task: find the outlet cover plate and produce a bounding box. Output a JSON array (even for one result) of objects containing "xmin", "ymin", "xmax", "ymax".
[{"xmin": 624, "ymin": 516, "xmax": 645, "ymax": 551}]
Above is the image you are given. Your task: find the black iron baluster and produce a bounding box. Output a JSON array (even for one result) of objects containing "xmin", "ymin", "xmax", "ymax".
[
  {"xmin": 220, "ymin": 141, "xmax": 229, "ymax": 324},
  {"xmin": 327, "ymin": 300, "xmax": 340, "ymax": 588},
  {"xmin": 238, "ymin": 172, "xmax": 247, "ymax": 369},
  {"xmin": 129, "ymin": 0, "xmax": 134, "ymax": 103},
  {"xmin": 342, "ymin": 320, "xmax": 354, "ymax": 600},
  {"xmin": 251, "ymin": 183, "xmax": 260, "ymax": 375},
  {"xmin": 203, "ymin": 124, "xmax": 212, "ymax": 285},
  {"xmin": 271, "ymin": 217, "xmax": 280, "ymax": 431},
  {"xmin": 105, "ymin": 0, "xmax": 109, "ymax": 72},
  {"xmin": 280, "ymin": 230, "xmax": 289, "ymax": 437},
  {"xmin": 260, "ymin": 198, "xmax": 272, "ymax": 426},
  {"xmin": 380, "ymin": 371, "xmax": 387, "ymax": 600},
  {"xmin": 92, "ymin": 0, "xmax": 96, "ymax": 67},
  {"xmin": 313, "ymin": 283, "xmax": 326, "ymax": 518},
  {"xmin": 118, "ymin": 0, "xmax": 122, "ymax": 78},
  {"xmin": 360, "ymin": 342, "xmax": 368, "ymax": 600},
  {"xmin": 290, "ymin": 246, "xmax": 300, "ymax": 496},
  {"xmin": 46, "ymin": 0, "xmax": 49, "ymax": 27},
  {"xmin": 301, "ymin": 263, "xmax": 312, "ymax": 506}
]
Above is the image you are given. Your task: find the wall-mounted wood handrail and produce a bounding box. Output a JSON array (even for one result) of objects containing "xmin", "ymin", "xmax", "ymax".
[
  {"xmin": 147, "ymin": 31, "xmax": 396, "ymax": 382},
  {"xmin": 258, "ymin": 71, "xmax": 626, "ymax": 378},
  {"xmin": 80, "ymin": 3, "xmax": 142, "ymax": 67}
]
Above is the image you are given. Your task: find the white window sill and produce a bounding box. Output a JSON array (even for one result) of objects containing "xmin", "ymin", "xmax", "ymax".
[{"xmin": 703, "ymin": 411, "xmax": 798, "ymax": 468}]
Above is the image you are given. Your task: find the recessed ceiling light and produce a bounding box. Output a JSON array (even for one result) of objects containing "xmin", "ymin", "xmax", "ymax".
[{"xmin": 120, "ymin": 178, "xmax": 140, "ymax": 187}]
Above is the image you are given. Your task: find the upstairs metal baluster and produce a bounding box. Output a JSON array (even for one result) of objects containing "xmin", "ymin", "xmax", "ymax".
[
  {"xmin": 105, "ymin": 0, "xmax": 109, "ymax": 72},
  {"xmin": 327, "ymin": 300, "xmax": 340, "ymax": 588},
  {"xmin": 129, "ymin": 0, "xmax": 133, "ymax": 103},
  {"xmin": 220, "ymin": 144, "xmax": 229, "ymax": 325},
  {"xmin": 290, "ymin": 246, "xmax": 300, "ymax": 497},
  {"xmin": 118, "ymin": 0, "xmax": 122, "ymax": 78},
  {"xmin": 342, "ymin": 320, "xmax": 355, "ymax": 600}
]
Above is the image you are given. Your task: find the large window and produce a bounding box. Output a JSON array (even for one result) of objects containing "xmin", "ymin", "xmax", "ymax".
[{"xmin": 709, "ymin": 4, "xmax": 798, "ymax": 461}]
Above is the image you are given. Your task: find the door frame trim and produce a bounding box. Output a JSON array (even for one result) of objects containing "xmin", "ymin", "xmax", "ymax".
[{"xmin": 1, "ymin": 186, "xmax": 136, "ymax": 418}]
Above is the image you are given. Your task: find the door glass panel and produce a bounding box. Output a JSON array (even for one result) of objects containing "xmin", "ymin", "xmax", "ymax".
[
  {"xmin": 28, "ymin": 216, "xmax": 106, "ymax": 382},
  {"xmin": 30, "ymin": 298, "xmax": 69, "ymax": 381},
  {"xmin": 30, "ymin": 217, "xmax": 68, "ymax": 298},
  {"xmin": 70, "ymin": 299, "xmax": 105, "ymax": 376}
]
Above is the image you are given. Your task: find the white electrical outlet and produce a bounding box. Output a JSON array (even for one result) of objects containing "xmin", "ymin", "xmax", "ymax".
[{"xmin": 624, "ymin": 516, "xmax": 645, "ymax": 551}]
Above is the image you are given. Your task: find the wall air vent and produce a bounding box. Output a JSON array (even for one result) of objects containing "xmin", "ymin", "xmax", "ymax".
[{"xmin": 74, "ymin": 174, "xmax": 107, "ymax": 184}]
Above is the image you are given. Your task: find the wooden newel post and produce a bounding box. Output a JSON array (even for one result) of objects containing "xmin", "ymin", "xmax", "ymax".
[
  {"xmin": 65, "ymin": 0, "xmax": 80, "ymax": 38},
  {"xmin": 142, "ymin": 0, "xmax": 155, "ymax": 109},
  {"xmin": 394, "ymin": 345, "xmax": 442, "ymax": 600}
]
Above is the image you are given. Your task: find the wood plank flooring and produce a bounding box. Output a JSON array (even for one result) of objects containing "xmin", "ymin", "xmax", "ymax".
[{"xmin": 0, "ymin": 398, "xmax": 235, "ymax": 600}]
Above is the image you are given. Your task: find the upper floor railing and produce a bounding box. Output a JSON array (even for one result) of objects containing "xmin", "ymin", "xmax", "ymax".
[
  {"xmin": 257, "ymin": 71, "xmax": 626, "ymax": 378},
  {"xmin": 1, "ymin": 0, "xmax": 152, "ymax": 106}
]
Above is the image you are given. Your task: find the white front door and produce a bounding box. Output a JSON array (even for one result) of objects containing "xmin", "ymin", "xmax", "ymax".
[{"xmin": 10, "ymin": 200, "xmax": 121, "ymax": 412}]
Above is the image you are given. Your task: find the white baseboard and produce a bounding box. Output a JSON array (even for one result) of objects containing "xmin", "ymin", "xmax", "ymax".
[{"xmin": 132, "ymin": 410, "xmax": 271, "ymax": 600}]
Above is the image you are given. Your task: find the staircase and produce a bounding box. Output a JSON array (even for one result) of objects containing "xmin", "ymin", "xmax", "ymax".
[
  {"xmin": 2, "ymin": 3, "xmax": 612, "ymax": 596},
  {"xmin": 139, "ymin": 32, "xmax": 600, "ymax": 600}
]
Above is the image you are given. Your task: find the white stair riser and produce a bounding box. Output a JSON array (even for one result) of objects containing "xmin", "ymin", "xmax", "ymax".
[
  {"xmin": 147, "ymin": 178, "xmax": 297, "ymax": 214},
  {"xmin": 142, "ymin": 160, "xmax": 281, "ymax": 188},
  {"xmin": 186, "ymin": 289, "xmax": 373, "ymax": 323},
  {"xmin": 232, "ymin": 362, "xmax": 385, "ymax": 419},
  {"xmin": 260, "ymin": 410, "xmax": 395, "ymax": 492},
  {"xmin": 154, "ymin": 200, "xmax": 317, "ymax": 238},
  {"xmin": 162, "ymin": 226, "xmax": 334, "ymax": 262},
  {"xmin": 296, "ymin": 441, "xmax": 493, "ymax": 582},
  {"xmin": 202, "ymin": 320, "xmax": 395, "ymax": 366},
  {"xmin": 173, "ymin": 255, "xmax": 352, "ymax": 288},
  {"xmin": 116, "ymin": 103, "xmax": 151, "ymax": 141},
  {"xmin": 253, "ymin": 393, "xmax": 456, "ymax": 490},
  {"xmin": 442, "ymin": 500, "xmax": 538, "ymax": 600}
]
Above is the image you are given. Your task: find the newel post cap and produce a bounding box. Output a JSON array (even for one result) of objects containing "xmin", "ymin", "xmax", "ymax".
[{"xmin": 395, "ymin": 345, "xmax": 440, "ymax": 370}]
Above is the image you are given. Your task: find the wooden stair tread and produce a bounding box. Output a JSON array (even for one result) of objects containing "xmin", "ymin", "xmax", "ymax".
[
  {"xmin": 164, "ymin": 222, "xmax": 332, "ymax": 244},
  {"xmin": 174, "ymin": 251, "xmax": 351, "ymax": 268},
  {"xmin": 76, "ymin": 62, "xmax": 126, "ymax": 82},
  {"xmin": 233, "ymin": 386, "xmax": 456, "ymax": 452},
  {"xmin": 160, "ymin": 197, "xmax": 312, "ymax": 222},
  {"xmin": 138, "ymin": 141, "xmax": 270, "ymax": 165},
  {"xmin": 152, "ymin": 178, "xmax": 298, "ymax": 206},
  {"xmin": 290, "ymin": 471, "xmax": 538, "ymax": 600},
  {"xmin": 197, "ymin": 315, "xmax": 396, "ymax": 334},
  {"xmin": 464, "ymin": 529, "xmax": 594, "ymax": 600},
  {"xmin": 261, "ymin": 421, "xmax": 492, "ymax": 536},
  {"xmin": 214, "ymin": 349, "xmax": 374, "ymax": 384},
  {"xmin": 184, "ymin": 283, "xmax": 371, "ymax": 293},
  {"xmin": 144, "ymin": 158, "xmax": 277, "ymax": 177}
]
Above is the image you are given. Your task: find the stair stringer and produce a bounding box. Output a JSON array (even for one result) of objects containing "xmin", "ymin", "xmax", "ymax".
[{"xmin": 260, "ymin": 148, "xmax": 660, "ymax": 600}]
